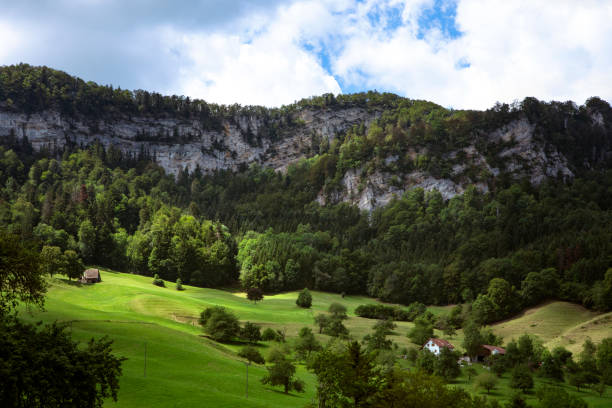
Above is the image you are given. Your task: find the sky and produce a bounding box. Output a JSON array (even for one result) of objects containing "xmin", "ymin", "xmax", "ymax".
[{"xmin": 1, "ymin": 0, "xmax": 611, "ymax": 109}]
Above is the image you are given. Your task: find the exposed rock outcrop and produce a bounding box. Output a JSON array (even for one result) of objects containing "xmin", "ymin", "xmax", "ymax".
[{"xmin": 0, "ymin": 109, "xmax": 605, "ymax": 212}]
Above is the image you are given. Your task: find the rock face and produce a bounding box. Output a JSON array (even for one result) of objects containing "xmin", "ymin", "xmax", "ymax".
[
  {"xmin": 0, "ymin": 108, "xmax": 606, "ymax": 212},
  {"xmin": 317, "ymin": 119, "xmax": 583, "ymax": 211},
  {"xmin": 0, "ymin": 107, "xmax": 380, "ymax": 175}
]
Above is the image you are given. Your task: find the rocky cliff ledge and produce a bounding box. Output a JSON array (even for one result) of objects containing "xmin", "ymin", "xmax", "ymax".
[{"xmin": 0, "ymin": 107, "xmax": 380, "ymax": 175}]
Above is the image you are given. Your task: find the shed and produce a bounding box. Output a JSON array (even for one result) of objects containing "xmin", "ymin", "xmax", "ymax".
[
  {"xmin": 81, "ymin": 268, "xmax": 101, "ymax": 284},
  {"xmin": 475, "ymin": 345, "xmax": 506, "ymax": 362}
]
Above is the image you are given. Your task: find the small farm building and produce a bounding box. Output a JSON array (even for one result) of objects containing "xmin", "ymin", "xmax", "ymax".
[{"xmin": 81, "ymin": 268, "xmax": 101, "ymax": 284}]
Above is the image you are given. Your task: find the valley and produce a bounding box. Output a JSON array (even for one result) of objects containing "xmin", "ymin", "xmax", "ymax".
[{"xmin": 18, "ymin": 270, "xmax": 611, "ymax": 407}]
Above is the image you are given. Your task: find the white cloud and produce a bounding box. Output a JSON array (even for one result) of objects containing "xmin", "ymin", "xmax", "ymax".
[
  {"xmin": 1, "ymin": 1, "xmax": 611, "ymax": 109},
  {"xmin": 329, "ymin": 0, "xmax": 612, "ymax": 109},
  {"xmin": 0, "ymin": 22, "xmax": 25, "ymax": 61}
]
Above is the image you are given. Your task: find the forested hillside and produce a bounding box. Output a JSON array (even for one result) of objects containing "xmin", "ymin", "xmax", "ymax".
[{"xmin": 1, "ymin": 64, "xmax": 611, "ymax": 322}]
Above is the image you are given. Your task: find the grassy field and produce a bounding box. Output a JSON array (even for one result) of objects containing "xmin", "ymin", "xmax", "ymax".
[
  {"xmin": 489, "ymin": 301, "xmax": 612, "ymax": 355},
  {"xmin": 16, "ymin": 269, "xmax": 612, "ymax": 407}
]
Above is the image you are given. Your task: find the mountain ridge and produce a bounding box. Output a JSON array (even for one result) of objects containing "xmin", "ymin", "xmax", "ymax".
[{"xmin": 1, "ymin": 64, "xmax": 611, "ymax": 211}]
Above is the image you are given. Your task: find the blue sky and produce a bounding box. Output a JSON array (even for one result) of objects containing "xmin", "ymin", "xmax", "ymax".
[{"xmin": 1, "ymin": 0, "xmax": 611, "ymax": 108}]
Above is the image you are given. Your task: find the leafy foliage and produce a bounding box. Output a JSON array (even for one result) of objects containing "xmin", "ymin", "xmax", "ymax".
[
  {"xmin": 152, "ymin": 274, "xmax": 165, "ymax": 287},
  {"xmin": 240, "ymin": 322, "xmax": 261, "ymax": 344},
  {"xmin": 237, "ymin": 346, "xmax": 264, "ymax": 365},
  {"xmin": 261, "ymin": 353, "xmax": 304, "ymax": 394},
  {"xmin": 0, "ymin": 232, "xmax": 44, "ymax": 312},
  {"xmin": 295, "ymin": 288, "xmax": 312, "ymax": 308},
  {"xmin": 246, "ymin": 287, "xmax": 264, "ymax": 304},
  {"xmin": 0, "ymin": 314, "xmax": 125, "ymax": 408},
  {"xmin": 1, "ymin": 64, "xmax": 612, "ymax": 322},
  {"xmin": 198, "ymin": 306, "xmax": 241, "ymax": 342}
]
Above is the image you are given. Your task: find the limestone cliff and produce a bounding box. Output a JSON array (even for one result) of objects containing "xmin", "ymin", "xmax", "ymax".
[
  {"xmin": 1, "ymin": 102, "xmax": 610, "ymax": 212},
  {"xmin": 0, "ymin": 107, "xmax": 379, "ymax": 175}
]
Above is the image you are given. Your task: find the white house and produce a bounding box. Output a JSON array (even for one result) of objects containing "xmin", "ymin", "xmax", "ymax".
[{"xmin": 422, "ymin": 338, "xmax": 454, "ymax": 356}]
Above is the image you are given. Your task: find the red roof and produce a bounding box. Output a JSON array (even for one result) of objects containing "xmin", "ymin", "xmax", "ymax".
[
  {"xmin": 426, "ymin": 338, "xmax": 454, "ymax": 349},
  {"xmin": 482, "ymin": 345, "xmax": 506, "ymax": 354}
]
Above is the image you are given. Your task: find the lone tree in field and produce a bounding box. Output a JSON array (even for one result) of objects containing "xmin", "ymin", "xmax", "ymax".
[
  {"xmin": 294, "ymin": 327, "xmax": 321, "ymax": 360},
  {"xmin": 199, "ymin": 306, "xmax": 241, "ymax": 342},
  {"xmin": 238, "ymin": 346, "xmax": 265, "ymax": 365},
  {"xmin": 262, "ymin": 327, "xmax": 280, "ymax": 341},
  {"xmin": 407, "ymin": 316, "xmax": 434, "ymax": 345},
  {"xmin": 475, "ymin": 372, "xmax": 498, "ymax": 395},
  {"xmin": 241, "ymin": 322, "xmax": 262, "ymax": 344},
  {"xmin": 314, "ymin": 314, "xmax": 330, "ymax": 334},
  {"xmin": 261, "ymin": 355, "xmax": 305, "ymax": 394},
  {"xmin": 328, "ymin": 302, "xmax": 347, "ymax": 320},
  {"xmin": 247, "ymin": 287, "xmax": 264, "ymax": 304},
  {"xmin": 324, "ymin": 318, "xmax": 349, "ymax": 338},
  {"xmin": 465, "ymin": 366, "xmax": 477, "ymax": 381},
  {"xmin": 152, "ymin": 274, "xmax": 165, "ymax": 287},
  {"xmin": 434, "ymin": 347, "xmax": 461, "ymax": 380},
  {"xmin": 296, "ymin": 288, "xmax": 312, "ymax": 308},
  {"xmin": 510, "ymin": 365, "xmax": 533, "ymax": 392},
  {"xmin": 63, "ymin": 250, "xmax": 84, "ymax": 281}
]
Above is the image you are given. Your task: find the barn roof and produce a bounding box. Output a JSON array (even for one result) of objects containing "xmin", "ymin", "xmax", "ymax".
[
  {"xmin": 83, "ymin": 268, "xmax": 100, "ymax": 279},
  {"xmin": 426, "ymin": 338, "xmax": 454, "ymax": 349},
  {"xmin": 482, "ymin": 345, "xmax": 506, "ymax": 354}
]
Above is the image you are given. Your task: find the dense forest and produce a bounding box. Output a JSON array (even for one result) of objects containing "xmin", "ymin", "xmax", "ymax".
[{"xmin": 1, "ymin": 64, "xmax": 611, "ymax": 323}]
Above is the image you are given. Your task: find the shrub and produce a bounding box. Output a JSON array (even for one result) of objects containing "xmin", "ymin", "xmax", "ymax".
[
  {"xmin": 328, "ymin": 302, "xmax": 347, "ymax": 320},
  {"xmin": 261, "ymin": 358, "xmax": 305, "ymax": 394},
  {"xmin": 199, "ymin": 306, "xmax": 240, "ymax": 342},
  {"xmin": 407, "ymin": 316, "xmax": 434, "ymax": 345},
  {"xmin": 241, "ymin": 322, "xmax": 262, "ymax": 344},
  {"xmin": 238, "ymin": 346, "xmax": 265, "ymax": 365},
  {"xmin": 510, "ymin": 365, "xmax": 533, "ymax": 392},
  {"xmin": 152, "ymin": 274, "xmax": 165, "ymax": 287},
  {"xmin": 536, "ymin": 386, "xmax": 587, "ymax": 408},
  {"xmin": 323, "ymin": 318, "xmax": 349, "ymax": 338},
  {"xmin": 296, "ymin": 288, "xmax": 312, "ymax": 308},
  {"xmin": 176, "ymin": 278, "xmax": 183, "ymax": 291},
  {"xmin": 262, "ymin": 327, "xmax": 279, "ymax": 341},
  {"xmin": 474, "ymin": 372, "xmax": 498, "ymax": 394},
  {"xmin": 354, "ymin": 302, "xmax": 424, "ymax": 322},
  {"xmin": 314, "ymin": 314, "xmax": 330, "ymax": 334},
  {"xmin": 247, "ymin": 287, "xmax": 264, "ymax": 303}
]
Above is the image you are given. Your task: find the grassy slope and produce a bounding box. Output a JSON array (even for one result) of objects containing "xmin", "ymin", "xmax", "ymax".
[
  {"xmin": 17, "ymin": 270, "xmax": 424, "ymax": 408},
  {"xmin": 17, "ymin": 270, "xmax": 612, "ymax": 407},
  {"xmin": 489, "ymin": 301, "xmax": 611, "ymax": 354}
]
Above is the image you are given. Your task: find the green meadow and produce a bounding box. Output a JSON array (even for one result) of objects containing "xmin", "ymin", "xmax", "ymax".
[{"xmin": 17, "ymin": 270, "xmax": 612, "ymax": 407}]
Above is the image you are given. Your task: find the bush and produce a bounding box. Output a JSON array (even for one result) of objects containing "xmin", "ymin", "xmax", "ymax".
[
  {"xmin": 176, "ymin": 278, "xmax": 183, "ymax": 291},
  {"xmin": 296, "ymin": 288, "xmax": 312, "ymax": 308},
  {"xmin": 241, "ymin": 322, "xmax": 262, "ymax": 344},
  {"xmin": 261, "ymin": 358, "xmax": 305, "ymax": 394},
  {"xmin": 262, "ymin": 327, "xmax": 279, "ymax": 341},
  {"xmin": 354, "ymin": 302, "xmax": 425, "ymax": 322},
  {"xmin": 407, "ymin": 316, "xmax": 434, "ymax": 345},
  {"xmin": 474, "ymin": 372, "xmax": 498, "ymax": 394},
  {"xmin": 199, "ymin": 306, "xmax": 241, "ymax": 342},
  {"xmin": 510, "ymin": 365, "xmax": 533, "ymax": 392},
  {"xmin": 247, "ymin": 287, "xmax": 264, "ymax": 303},
  {"xmin": 323, "ymin": 318, "xmax": 349, "ymax": 338},
  {"xmin": 238, "ymin": 346, "xmax": 265, "ymax": 364},
  {"xmin": 152, "ymin": 274, "xmax": 165, "ymax": 287},
  {"xmin": 328, "ymin": 302, "xmax": 347, "ymax": 319},
  {"xmin": 536, "ymin": 386, "xmax": 587, "ymax": 408}
]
